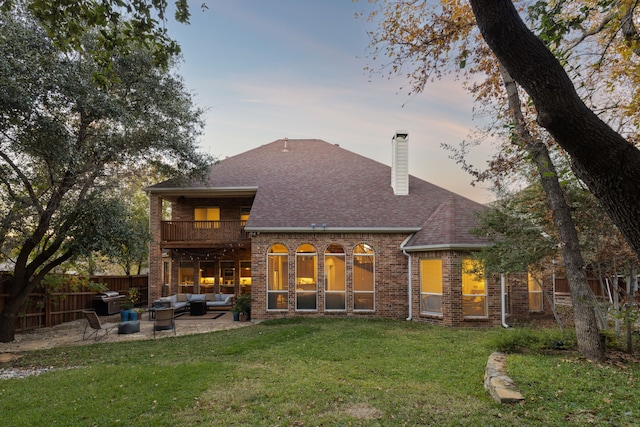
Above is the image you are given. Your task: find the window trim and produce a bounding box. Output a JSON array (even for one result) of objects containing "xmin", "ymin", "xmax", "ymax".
[
  {"xmin": 267, "ymin": 244, "xmax": 289, "ymax": 311},
  {"xmin": 461, "ymin": 258, "xmax": 488, "ymax": 318},
  {"xmin": 324, "ymin": 244, "xmax": 346, "ymax": 311},
  {"xmin": 295, "ymin": 244, "xmax": 318, "ymax": 311},
  {"xmin": 420, "ymin": 258, "xmax": 443, "ymax": 316},
  {"xmin": 352, "ymin": 243, "xmax": 375, "ymax": 312}
]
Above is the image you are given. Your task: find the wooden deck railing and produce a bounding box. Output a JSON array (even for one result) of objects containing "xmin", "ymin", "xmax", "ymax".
[{"xmin": 161, "ymin": 220, "xmax": 250, "ymax": 243}]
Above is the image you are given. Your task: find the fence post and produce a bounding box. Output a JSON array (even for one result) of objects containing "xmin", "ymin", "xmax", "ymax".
[{"xmin": 45, "ymin": 289, "xmax": 52, "ymax": 328}]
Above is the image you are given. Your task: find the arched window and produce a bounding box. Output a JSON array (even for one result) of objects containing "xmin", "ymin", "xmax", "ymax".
[
  {"xmin": 296, "ymin": 244, "xmax": 317, "ymax": 310},
  {"xmin": 353, "ymin": 243, "xmax": 375, "ymax": 311},
  {"xmin": 267, "ymin": 244, "xmax": 289, "ymax": 310},
  {"xmin": 324, "ymin": 244, "xmax": 346, "ymax": 311}
]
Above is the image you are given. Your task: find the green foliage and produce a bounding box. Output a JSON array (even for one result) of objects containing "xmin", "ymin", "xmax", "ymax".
[
  {"xmin": 471, "ymin": 185, "xmax": 558, "ymax": 275},
  {"xmin": 487, "ymin": 325, "xmax": 576, "ymax": 353},
  {"xmin": 3, "ymin": 319, "xmax": 639, "ymax": 425},
  {"xmin": 527, "ymin": 0, "xmax": 591, "ymax": 51},
  {"xmin": 3, "ymin": 0, "xmax": 193, "ymax": 73},
  {"xmin": 0, "ymin": 9, "xmax": 212, "ymax": 340},
  {"xmin": 235, "ymin": 294, "xmax": 251, "ymax": 315}
]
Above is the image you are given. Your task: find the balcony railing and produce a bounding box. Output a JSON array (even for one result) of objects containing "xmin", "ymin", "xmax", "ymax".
[{"xmin": 161, "ymin": 220, "xmax": 249, "ymax": 245}]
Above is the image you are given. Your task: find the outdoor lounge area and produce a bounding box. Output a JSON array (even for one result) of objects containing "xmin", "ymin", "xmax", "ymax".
[{"xmin": 151, "ymin": 293, "xmax": 235, "ymax": 317}]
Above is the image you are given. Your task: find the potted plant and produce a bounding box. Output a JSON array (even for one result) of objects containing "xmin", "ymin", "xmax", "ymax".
[
  {"xmin": 120, "ymin": 287, "xmax": 140, "ymax": 321},
  {"xmin": 235, "ymin": 294, "xmax": 251, "ymax": 321},
  {"xmin": 231, "ymin": 304, "xmax": 240, "ymax": 322},
  {"xmin": 120, "ymin": 299, "xmax": 133, "ymax": 321}
]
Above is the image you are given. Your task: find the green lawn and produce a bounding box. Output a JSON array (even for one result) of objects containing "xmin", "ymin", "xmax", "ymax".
[{"xmin": 1, "ymin": 318, "xmax": 638, "ymax": 426}]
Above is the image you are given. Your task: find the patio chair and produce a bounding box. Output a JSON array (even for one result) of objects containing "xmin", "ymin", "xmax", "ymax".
[
  {"xmin": 153, "ymin": 308, "xmax": 176, "ymax": 338},
  {"xmin": 82, "ymin": 310, "xmax": 118, "ymax": 341}
]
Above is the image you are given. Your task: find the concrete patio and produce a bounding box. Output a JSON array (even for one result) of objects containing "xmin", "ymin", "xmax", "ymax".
[{"xmin": 0, "ymin": 310, "xmax": 255, "ymax": 355}]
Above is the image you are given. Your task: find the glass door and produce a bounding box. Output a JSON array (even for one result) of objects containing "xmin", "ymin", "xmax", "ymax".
[{"xmin": 220, "ymin": 261, "xmax": 235, "ymax": 295}]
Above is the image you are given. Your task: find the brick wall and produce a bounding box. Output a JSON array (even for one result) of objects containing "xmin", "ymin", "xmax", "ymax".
[
  {"xmin": 148, "ymin": 192, "xmax": 163, "ymax": 303},
  {"xmin": 251, "ymin": 233, "xmax": 410, "ymax": 320},
  {"xmin": 409, "ymin": 250, "xmax": 504, "ymax": 327},
  {"xmin": 171, "ymin": 197, "xmax": 254, "ymax": 220}
]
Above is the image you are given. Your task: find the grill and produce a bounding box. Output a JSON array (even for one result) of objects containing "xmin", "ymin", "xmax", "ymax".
[{"xmin": 92, "ymin": 291, "xmax": 125, "ymax": 316}]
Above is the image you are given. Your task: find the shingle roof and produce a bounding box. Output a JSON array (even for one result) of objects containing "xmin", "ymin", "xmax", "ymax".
[{"xmin": 147, "ymin": 139, "xmax": 489, "ymax": 248}]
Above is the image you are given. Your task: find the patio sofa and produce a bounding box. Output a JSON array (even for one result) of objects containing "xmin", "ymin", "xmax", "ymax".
[{"xmin": 152, "ymin": 293, "xmax": 235, "ymax": 314}]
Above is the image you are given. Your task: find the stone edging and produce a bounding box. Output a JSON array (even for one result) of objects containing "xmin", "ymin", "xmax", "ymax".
[{"xmin": 484, "ymin": 351, "xmax": 525, "ymax": 404}]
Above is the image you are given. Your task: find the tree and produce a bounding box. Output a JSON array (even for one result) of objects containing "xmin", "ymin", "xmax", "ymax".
[
  {"xmin": 1, "ymin": 0, "xmax": 193, "ymax": 72},
  {"xmin": 0, "ymin": 11, "xmax": 211, "ymax": 342},
  {"xmin": 360, "ymin": 0, "xmax": 607, "ymax": 360},
  {"xmin": 501, "ymin": 67, "xmax": 604, "ymax": 359},
  {"xmin": 468, "ymin": 0, "xmax": 640, "ymax": 262}
]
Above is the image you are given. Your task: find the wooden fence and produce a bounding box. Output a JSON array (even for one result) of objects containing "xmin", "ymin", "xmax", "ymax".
[
  {"xmin": 0, "ymin": 273, "xmax": 148, "ymax": 333},
  {"xmin": 554, "ymin": 276, "xmax": 639, "ymax": 303}
]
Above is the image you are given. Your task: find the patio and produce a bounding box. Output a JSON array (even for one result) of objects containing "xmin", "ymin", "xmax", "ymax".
[{"xmin": 0, "ymin": 311, "xmax": 255, "ymax": 355}]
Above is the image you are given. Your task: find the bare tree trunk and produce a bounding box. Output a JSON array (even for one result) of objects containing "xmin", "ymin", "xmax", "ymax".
[
  {"xmin": 469, "ymin": 0, "xmax": 640, "ymax": 264},
  {"xmin": 500, "ymin": 65, "xmax": 605, "ymax": 361}
]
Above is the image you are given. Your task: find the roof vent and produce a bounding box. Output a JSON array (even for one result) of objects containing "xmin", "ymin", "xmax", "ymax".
[
  {"xmin": 391, "ymin": 131, "xmax": 409, "ymax": 195},
  {"xmin": 283, "ymin": 137, "xmax": 289, "ymax": 152}
]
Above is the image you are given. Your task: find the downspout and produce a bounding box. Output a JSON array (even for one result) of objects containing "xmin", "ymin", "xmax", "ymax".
[
  {"xmin": 500, "ymin": 273, "xmax": 510, "ymax": 328},
  {"xmin": 400, "ymin": 235, "xmax": 413, "ymax": 321}
]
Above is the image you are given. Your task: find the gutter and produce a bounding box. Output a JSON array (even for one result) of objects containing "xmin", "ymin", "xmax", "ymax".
[
  {"xmin": 245, "ymin": 226, "xmax": 421, "ymax": 234},
  {"xmin": 500, "ymin": 274, "xmax": 510, "ymax": 328},
  {"xmin": 400, "ymin": 235, "xmax": 414, "ymax": 321},
  {"xmin": 400, "ymin": 243, "xmax": 489, "ymax": 251}
]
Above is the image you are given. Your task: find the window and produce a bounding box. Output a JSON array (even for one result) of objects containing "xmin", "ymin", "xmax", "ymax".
[
  {"xmin": 462, "ymin": 259, "xmax": 487, "ymax": 317},
  {"xmin": 240, "ymin": 261, "xmax": 252, "ymax": 285},
  {"xmin": 353, "ymin": 243, "xmax": 374, "ymax": 311},
  {"xmin": 194, "ymin": 207, "xmax": 220, "ymax": 228},
  {"xmin": 267, "ymin": 244, "xmax": 289, "ymax": 310},
  {"xmin": 178, "ymin": 261, "xmax": 194, "ymax": 293},
  {"xmin": 240, "ymin": 207, "xmax": 251, "ymax": 222},
  {"xmin": 219, "ymin": 261, "xmax": 235, "ymax": 294},
  {"xmin": 199, "ymin": 261, "xmax": 216, "ymax": 293},
  {"xmin": 528, "ymin": 273, "xmax": 543, "ymax": 312},
  {"xmin": 296, "ymin": 244, "xmax": 317, "ymax": 310},
  {"xmin": 420, "ymin": 259, "xmax": 442, "ymax": 314},
  {"xmin": 325, "ymin": 244, "xmax": 346, "ymax": 311}
]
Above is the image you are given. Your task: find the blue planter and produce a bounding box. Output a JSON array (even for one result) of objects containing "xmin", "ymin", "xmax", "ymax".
[
  {"xmin": 129, "ymin": 311, "xmax": 138, "ymax": 321},
  {"xmin": 120, "ymin": 309, "xmax": 132, "ymax": 322}
]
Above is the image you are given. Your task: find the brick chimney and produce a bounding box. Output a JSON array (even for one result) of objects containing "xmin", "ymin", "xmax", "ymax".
[{"xmin": 391, "ymin": 131, "xmax": 409, "ymax": 195}]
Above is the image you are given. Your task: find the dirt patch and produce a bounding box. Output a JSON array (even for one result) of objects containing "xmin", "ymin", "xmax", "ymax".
[
  {"xmin": 341, "ymin": 403, "xmax": 383, "ymax": 420},
  {"xmin": 0, "ymin": 353, "xmax": 21, "ymax": 363}
]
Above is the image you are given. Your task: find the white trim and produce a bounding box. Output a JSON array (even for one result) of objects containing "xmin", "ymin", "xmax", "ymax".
[
  {"xmin": 401, "ymin": 243, "xmax": 489, "ymax": 251},
  {"xmin": 245, "ymin": 227, "xmax": 420, "ymax": 233},
  {"xmin": 400, "ymin": 235, "xmax": 413, "ymax": 321}
]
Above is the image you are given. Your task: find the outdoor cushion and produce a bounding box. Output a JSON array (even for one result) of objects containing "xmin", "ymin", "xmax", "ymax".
[
  {"xmin": 188, "ymin": 294, "xmax": 206, "ymax": 302},
  {"xmin": 224, "ymin": 295, "xmax": 233, "ymax": 304},
  {"xmin": 177, "ymin": 293, "xmax": 187, "ymax": 302},
  {"xmin": 160, "ymin": 295, "xmax": 177, "ymax": 305}
]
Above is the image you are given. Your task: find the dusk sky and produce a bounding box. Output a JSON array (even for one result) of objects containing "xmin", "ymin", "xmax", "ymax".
[{"xmin": 166, "ymin": 1, "xmax": 494, "ymax": 203}]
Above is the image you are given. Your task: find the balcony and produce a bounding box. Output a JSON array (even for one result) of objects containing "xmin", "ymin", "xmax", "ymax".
[{"xmin": 160, "ymin": 220, "xmax": 250, "ymax": 248}]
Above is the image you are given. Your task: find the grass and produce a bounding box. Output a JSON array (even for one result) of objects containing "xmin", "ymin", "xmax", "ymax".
[{"xmin": 1, "ymin": 318, "xmax": 639, "ymax": 426}]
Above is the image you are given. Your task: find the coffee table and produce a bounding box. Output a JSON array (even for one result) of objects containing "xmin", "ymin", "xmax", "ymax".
[{"xmin": 190, "ymin": 300, "xmax": 207, "ymax": 316}]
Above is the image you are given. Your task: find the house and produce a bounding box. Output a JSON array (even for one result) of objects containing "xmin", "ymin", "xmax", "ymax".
[{"xmin": 146, "ymin": 132, "xmax": 546, "ymax": 326}]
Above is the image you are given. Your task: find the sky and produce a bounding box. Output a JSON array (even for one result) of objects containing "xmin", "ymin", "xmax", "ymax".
[{"xmin": 165, "ymin": 1, "xmax": 494, "ymax": 203}]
